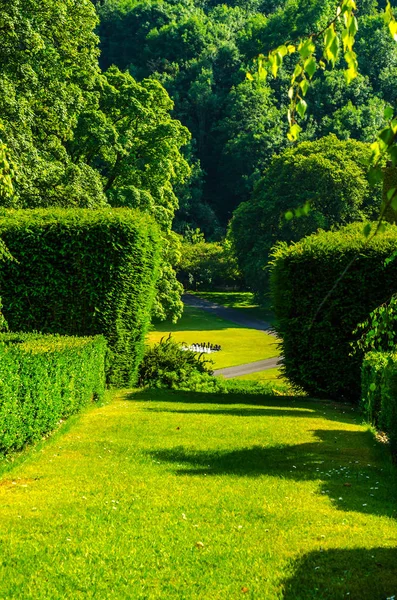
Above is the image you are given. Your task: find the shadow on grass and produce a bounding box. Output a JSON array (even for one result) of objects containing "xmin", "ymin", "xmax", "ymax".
[
  {"xmin": 281, "ymin": 547, "xmax": 397, "ymax": 600},
  {"xmin": 147, "ymin": 429, "xmax": 397, "ymax": 519},
  {"xmin": 127, "ymin": 388, "xmax": 358, "ymax": 425}
]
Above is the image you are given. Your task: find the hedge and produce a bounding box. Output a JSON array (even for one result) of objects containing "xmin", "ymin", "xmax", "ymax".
[
  {"xmin": 0, "ymin": 333, "xmax": 107, "ymax": 454},
  {"xmin": 270, "ymin": 222, "xmax": 397, "ymax": 400},
  {"xmin": 0, "ymin": 208, "xmax": 161, "ymax": 387},
  {"xmin": 362, "ymin": 352, "xmax": 397, "ymax": 460}
]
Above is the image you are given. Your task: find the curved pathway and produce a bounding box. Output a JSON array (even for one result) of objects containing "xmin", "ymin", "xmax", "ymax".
[{"xmin": 183, "ymin": 293, "xmax": 283, "ymax": 378}]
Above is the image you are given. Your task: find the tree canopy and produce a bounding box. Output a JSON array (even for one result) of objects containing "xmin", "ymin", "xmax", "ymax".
[{"xmin": 95, "ymin": 0, "xmax": 397, "ymax": 234}]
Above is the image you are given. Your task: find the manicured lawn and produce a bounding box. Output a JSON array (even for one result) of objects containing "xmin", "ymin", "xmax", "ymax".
[
  {"xmin": 192, "ymin": 291, "xmax": 274, "ymax": 323},
  {"xmin": 0, "ymin": 389, "xmax": 396, "ymax": 599},
  {"xmin": 148, "ymin": 305, "xmax": 279, "ymax": 369},
  {"xmin": 236, "ymin": 367, "xmax": 284, "ymax": 383}
]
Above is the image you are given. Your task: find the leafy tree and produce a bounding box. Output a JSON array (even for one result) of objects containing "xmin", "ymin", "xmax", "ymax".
[
  {"xmin": 230, "ymin": 135, "xmax": 381, "ymax": 298},
  {"xmin": 0, "ymin": 0, "xmax": 192, "ymax": 322}
]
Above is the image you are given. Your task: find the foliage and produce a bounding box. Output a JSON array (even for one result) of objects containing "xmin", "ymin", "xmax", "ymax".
[
  {"xmin": 270, "ymin": 221, "xmax": 397, "ymax": 401},
  {"xmin": 0, "ymin": 0, "xmax": 191, "ymax": 322},
  {"xmin": 230, "ymin": 135, "xmax": 379, "ymax": 298},
  {"xmin": 0, "ymin": 208, "xmax": 161, "ymax": 387},
  {"xmin": 353, "ymin": 293, "xmax": 397, "ymax": 354},
  {"xmin": 362, "ymin": 351, "xmax": 397, "ymax": 460},
  {"xmin": 177, "ymin": 238, "xmax": 243, "ymax": 290},
  {"xmin": 95, "ymin": 0, "xmax": 397, "ymax": 231},
  {"xmin": 0, "ymin": 332, "xmax": 106, "ymax": 455},
  {"xmin": 138, "ymin": 334, "xmax": 219, "ymax": 391}
]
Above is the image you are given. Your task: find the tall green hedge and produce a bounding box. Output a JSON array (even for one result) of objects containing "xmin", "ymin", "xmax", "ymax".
[
  {"xmin": 0, "ymin": 333, "xmax": 107, "ymax": 454},
  {"xmin": 362, "ymin": 352, "xmax": 397, "ymax": 461},
  {"xmin": 270, "ymin": 222, "xmax": 397, "ymax": 400},
  {"xmin": 0, "ymin": 209, "xmax": 161, "ymax": 387}
]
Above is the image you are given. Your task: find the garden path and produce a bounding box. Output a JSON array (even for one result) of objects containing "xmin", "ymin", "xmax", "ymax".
[{"xmin": 183, "ymin": 294, "xmax": 282, "ymax": 378}]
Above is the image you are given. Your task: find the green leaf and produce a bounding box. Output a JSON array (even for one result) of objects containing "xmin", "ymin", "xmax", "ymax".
[
  {"xmin": 384, "ymin": 106, "xmax": 394, "ymax": 120},
  {"xmin": 304, "ymin": 57, "xmax": 316, "ymax": 79},
  {"xmin": 296, "ymin": 99, "xmax": 308, "ymax": 118},
  {"xmin": 363, "ymin": 223, "xmax": 372, "ymax": 238},
  {"xmin": 285, "ymin": 211, "xmax": 294, "ymax": 221}
]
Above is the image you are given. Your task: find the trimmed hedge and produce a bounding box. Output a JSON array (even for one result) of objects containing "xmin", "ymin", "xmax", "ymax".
[
  {"xmin": 0, "ymin": 333, "xmax": 107, "ymax": 454},
  {"xmin": 0, "ymin": 208, "xmax": 161, "ymax": 387},
  {"xmin": 270, "ymin": 222, "xmax": 397, "ymax": 400},
  {"xmin": 362, "ymin": 352, "xmax": 397, "ymax": 460}
]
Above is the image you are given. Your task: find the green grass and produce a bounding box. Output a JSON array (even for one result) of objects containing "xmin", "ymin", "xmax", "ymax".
[
  {"xmin": 236, "ymin": 367, "xmax": 284, "ymax": 383},
  {"xmin": 148, "ymin": 305, "xmax": 279, "ymax": 369},
  {"xmin": 0, "ymin": 388, "xmax": 396, "ymax": 599},
  {"xmin": 192, "ymin": 291, "xmax": 274, "ymax": 323}
]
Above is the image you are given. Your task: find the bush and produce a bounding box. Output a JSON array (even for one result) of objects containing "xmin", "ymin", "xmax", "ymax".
[
  {"xmin": 361, "ymin": 352, "xmax": 397, "ymax": 461},
  {"xmin": 0, "ymin": 208, "xmax": 161, "ymax": 387},
  {"xmin": 0, "ymin": 333, "xmax": 106, "ymax": 455},
  {"xmin": 138, "ymin": 335, "xmax": 219, "ymax": 391},
  {"xmin": 230, "ymin": 135, "xmax": 381, "ymax": 300},
  {"xmin": 270, "ymin": 222, "xmax": 397, "ymax": 401},
  {"xmin": 177, "ymin": 240, "xmax": 243, "ymax": 291}
]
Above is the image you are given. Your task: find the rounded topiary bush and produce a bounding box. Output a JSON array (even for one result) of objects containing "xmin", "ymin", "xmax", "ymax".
[{"xmin": 270, "ymin": 222, "xmax": 397, "ymax": 401}]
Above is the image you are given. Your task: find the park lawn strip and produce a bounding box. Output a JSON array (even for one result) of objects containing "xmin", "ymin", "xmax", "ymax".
[
  {"xmin": 0, "ymin": 389, "xmax": 396, "ymax": 599},
  {"xmin": 192, "ymin": 291, "xmax": 274, "ymax": 324},
  {"xmin": 236, "ymin": 367, "xmax": 284, "ymax": 383},
  {"xmin": 148, "ymin": 305, "xmax": 279, "ymax": 370}
]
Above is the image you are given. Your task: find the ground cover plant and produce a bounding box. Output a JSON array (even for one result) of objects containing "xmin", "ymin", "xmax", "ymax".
[
  {"xmin": 148, "ymin": 305, "xmax": 279, "ymax": 370},
  {"xmin": 0, "ymin": 388, "xmax": 396, "ymax": 598},
  {"xmin": 0, "ymin": 333, "xmax": 106, "ymax": 454},
  {"xmin": 0, "ymin": 208, "xmax": 160, "ymax": 387}
]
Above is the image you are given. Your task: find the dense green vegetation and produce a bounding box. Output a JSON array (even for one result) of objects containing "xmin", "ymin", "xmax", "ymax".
[
  {"xmin": 270, "ymin": 222, "xmax": 397, "ymax": 401},
  {"xmin": 0, "ymin": 0, "xmax": 193, "ymax": 322},
  {"xmin": 0, "ymin": 333, "xmax": 106, "ymax": 455},
  {"xmin": 231, "ymin": 136, "xmax": 381, "ymax": 296},
  {"xmin": 94, "ymin": 0, "xmax": 396, "ymax": 235},
  {"xmin": 0, "ymin": 209, "xmax": 160, "ymax": 387},
  {"xmin": 362, "ymin": 351, "xmax": 397, "ymax": 459},
  {"xmin": 0, "ymin": 388, "xmax": 396, "ymax": 598}
]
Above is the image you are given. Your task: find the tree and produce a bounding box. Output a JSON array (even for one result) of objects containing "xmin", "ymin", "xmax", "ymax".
[{"xmin": 230, "ymin": 135, "xmax": 381, "ymax": 298}]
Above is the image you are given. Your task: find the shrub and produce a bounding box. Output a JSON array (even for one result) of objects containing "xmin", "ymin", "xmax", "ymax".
[
  {"xmin": 0, "ymin": 333, "xmax": 106, "ymax": 454},
  {"xmin": 270, "ymin": 222, "xmax": 397, "ymax": 401},
  {"xmin": 0, "ymin": 208, "xmax": 161, "ymax": 387},
  {"xmin": 177, "ymin": 239, "xmax": 243, "ymax": 291},
  {"xmin": 138, "ymin": 335, "xmax": 219, "ymax": 391},
  {"xmin": 361, "ymin": 352, "xmax": 397, "ymax": 461},
  {"xmin": 230, "ymin": 135, "xmax": 381, "ymax": 300}
]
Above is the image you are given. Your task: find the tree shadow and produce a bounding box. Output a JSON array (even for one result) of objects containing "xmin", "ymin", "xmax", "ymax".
[
  {"xmin": 143, "ymin": 406, "xmax": 348, "ymax": 420},
  {"xmin": 147, "ymin": 429, "xmax": 397, "ymax": 519},
  {"xmin": 281, "ymin": 547, "xmax": 397, "ymax": 600},
  {"xmin": 127, "ymin": 388, "xmax": 358, "ymax": 426}
]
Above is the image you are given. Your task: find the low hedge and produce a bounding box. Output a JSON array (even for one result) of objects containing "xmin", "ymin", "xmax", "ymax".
[
  {"xmin": 0, "ymin": 333, "xmax": 107, "ymax": 455},
  {"xmin": 270, "ymin": 222, "xmax": 397, "ymax": 400},
  {"xmin": 0, "ymin": 208, "xmax": 161, "ymax": 387},
  {"xmin": 362, "ymin": 352, "xmax": 397, "ymax": 460}
]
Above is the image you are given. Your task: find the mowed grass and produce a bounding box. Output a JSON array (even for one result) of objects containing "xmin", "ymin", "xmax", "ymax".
[
  {"xmin": 192, "ymin": 291, "xmax": 274, "ymax": 324},
  {"xmin": 0, "ymin": 389, "xmax": 396, "ymax": 599},
  {"xmin": 236, "ymin": 367, "xmax": 284, "ymax": 383},
  {"xmin": 148, "ymin": 306, "xmax": 279, "ymax": 369}
]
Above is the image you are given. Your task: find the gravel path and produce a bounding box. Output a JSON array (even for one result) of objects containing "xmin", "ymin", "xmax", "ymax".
[{"xmin": 183, "ymin": 293, "xmax": 283, "ymax": 378}]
